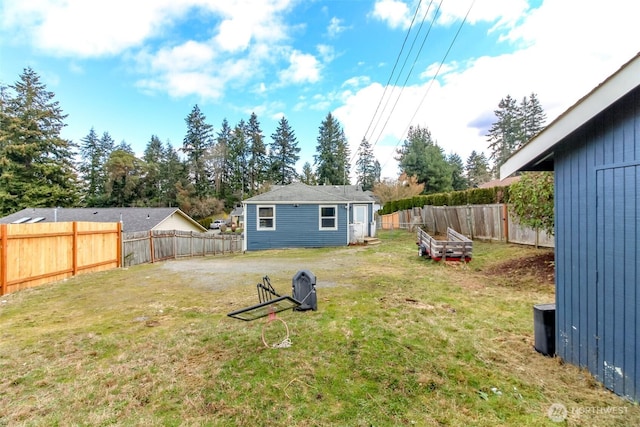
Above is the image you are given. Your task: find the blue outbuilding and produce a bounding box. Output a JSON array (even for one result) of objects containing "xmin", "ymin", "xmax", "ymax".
[
  {"xmin": 502, "ymin": 53, "xmax": 640, "ymax": 401},
  {"xmin": 242, "ymin": 183, "xmax": 378, "ymax": 251}
]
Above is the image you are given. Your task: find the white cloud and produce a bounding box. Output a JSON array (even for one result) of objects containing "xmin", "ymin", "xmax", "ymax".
[
  {"xmin": 148, "ymin": 41, "xmax": 216, "ymax": 73},
  {"xmin": 437, "ymin": 0, "xmax": 529, "ymax": 28},
  {"xmin": 327, "ymin": 17, "xmax": 347, "ymax": 38},
  {"xmin": 316, "ymin": 44, "xmax": 336, "ymax": 63},
  {"xmin": 279, "ymin": 51, "xmax": 321, "ymax": 84},
  {"xmin": 371, "ymin": 0, "xmax": 411, "ymax": 29},
  {"xmin": 342, "ymin": 76, "xmax": 371, "ymax": 88},
  {"xmin": 338, "ymin": 0, "xmax": 640, "ymax": 180},
  {"xmin": 1, "ymin": 0, "xmax": 189, "ymax": 57}
]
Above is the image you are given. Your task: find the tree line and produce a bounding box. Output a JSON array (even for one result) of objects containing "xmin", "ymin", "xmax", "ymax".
[{"xmin": 0, "ymin": 67, "xmax": 546, "ymax": 220}]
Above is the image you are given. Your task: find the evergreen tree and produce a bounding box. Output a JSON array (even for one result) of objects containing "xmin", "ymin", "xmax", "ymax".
[
  {"xmin": 141, "ymin": 135, "xmax": 165, "ymax": 205},
  {"xmin": 115, "ymin": 140, "xmax": 134, "ymax": 154},
  {"xmin": 162, "ymin": 142, "xmax": 187, "ymax": 207},
  {"xmin": 395, "ymin": 125, "xmax": 452, "ymax": 194},
  {"xmin": 520, "ymin": 93, "xmax": 546, "ymax": 144},
  {"xmin": 300, "ymin": 161, "xmax": 316, "ymax": 185},
  {"xmin": 77, "ymin": 129, "xmax": 114, "ymax": 206},
  {"xmin": 212, "ymin": 118, "xmax": 232, "ymax": 201},
  {"xmin": 486, "ymin": 95, "xmax": 521, "ymax": 172},
  {"xmin": 183, "ymin": 105, "xmax": 214, "ymax": 198},
  {"xmin": 246, "ymin": 112, "xmax": 268, "ymax": 194},
  {"xmin": 0, "ymin": 68, "xmax": 78, "ymax": 215},
  {"xmin": 227, "ymin": 120, "xmax": 249, "ymax": 202},
  {"xmin": 269, "ymin": 116, "xmax": 301, "ymax": 185},
  {"xmin": 104, "ymin": 149, "xmax": 145, "ymax": 207},
  {"xmin": 465, "ymin": 150, "xmax": 492, "ymax": 187},
  {"xmin": 355, "ymin": 137, "xmax": 378, "ymax": 191},
  {"xmin": 486, "ymin": 93, "xmax": 546, "ymax": 172},
  {"xmin": 78, "ymin": 128, "xmax": 102, "ymax": 205},
  {"xmin": 448, "ymin": 153, "xmax": 467, "ymax": 191},
  {"xmin": 314, "ymin": 113, "xmax": 350, "ymax": 185}
]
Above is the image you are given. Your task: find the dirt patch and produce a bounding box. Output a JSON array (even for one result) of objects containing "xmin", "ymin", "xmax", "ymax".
[
  {"xmin": 158, "ymin": 248, "xmax": 366, "ymax": 291},
  {"xmin": 485, "ymin": 251, "xmax": 555, "ymax": 287}
]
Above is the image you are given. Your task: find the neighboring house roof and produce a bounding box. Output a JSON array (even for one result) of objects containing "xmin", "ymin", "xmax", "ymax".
[
  {"xmin": 230, "ymin": 206, "xmax": 244, "ymax": 217},
  {"xmin": 501, "ymin": 52, "xmax": 640, "ymax": 178},
  {"xmin": 244, "ymin": 182, "xmax": 375, "ymax": 203},
  {"xmin": 0, "ymin": 207, "xmax": 207, "ymax": 232},
  {"xmin": 478, "ymin": 176, "xmax": 521, "ymax": 188}
]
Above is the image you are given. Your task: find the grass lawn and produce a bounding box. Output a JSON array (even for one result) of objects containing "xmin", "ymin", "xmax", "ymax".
[{"xmin": 0, "ymin": 230, "xmax": 638, "ymax": 426}]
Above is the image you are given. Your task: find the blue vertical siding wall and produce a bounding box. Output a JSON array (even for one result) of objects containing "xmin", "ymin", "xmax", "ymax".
[
  {"xmin": 245, "ymin": 203, "xmax": 348, "ymax": 250},
  {"xmin": 554, "ymin": 86, "xmax": 640, "ymax": 401}
]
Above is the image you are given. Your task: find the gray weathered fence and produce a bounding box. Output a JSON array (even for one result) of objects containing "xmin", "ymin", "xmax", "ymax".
[
  {"xmin": 122, "ymin": 231, "xmax": 242, "ymax": 267},
  {"xmin": 380, "ymin": 204, "xmax": 554, "ymax": 248}
]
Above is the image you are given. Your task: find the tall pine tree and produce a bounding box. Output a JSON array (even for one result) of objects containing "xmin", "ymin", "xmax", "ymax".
[
  {"xmin": 246, "ymin": 112, "xmax": 268, "ymax": 194},
  {"xmin": 141, "ymin": 135, "xmax": 165, "ymax": 206},
  {"xmin": 0, "ymin": 68, "xmax": 78, "ymax": 214},
  {"xmin": 227, "ymin": 120, "xmax": 249, "ymax": 201},
  {"xmin": 314, "ymin": 113, "xmax": 350, "ymax": 185},
  {"xmin": 486, "ymin": 93, "xmax": 546, "ymax": 172},
  {"xmin": 183, "ymin": 105, "xmax": 214, "ymax": 199},
  {"xmin": 448, "ymin": 153, "xmax": 467, "ymax": 191},
  {"xmin": 213, "ymin": 118, "xmax": 233, "ymax": 202},
  {"xmin": 486, "ymin": 95, "xmax": 521, "ymax": 172},
  {"xmin": 395, "ymin": 125, "xmax": 452, "ymax": 194},
  {"xmin": 300, "ymin": 161, "xmax": 316, "ymax": 185},
  {"xmin": 520, "ymin": 93, "xmax": 546, "ymax": 144},
  {"xmin": 355, "ymin": 137, "xmax": 378, "ymax": 191},
  {"xmin": 269, "ymin": 116, "xmax": 300, "ymax": 185},
  {"xmin": 465, "ymin": 150, "xmax": 492, "ymax": 187}
]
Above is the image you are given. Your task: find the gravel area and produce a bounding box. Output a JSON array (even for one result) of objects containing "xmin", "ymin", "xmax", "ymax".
[{"xmin": 158, "ymin": 247, "xmax": 367, "ymax": 291}]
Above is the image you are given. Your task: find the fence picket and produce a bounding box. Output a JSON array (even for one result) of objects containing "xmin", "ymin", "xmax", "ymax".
[{"xmin": 379, "ymin": 203, "xmax": 553, "ymax": 248}]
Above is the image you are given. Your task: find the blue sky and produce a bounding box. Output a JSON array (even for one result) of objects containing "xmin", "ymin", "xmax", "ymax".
[{"xmin": 1, "ymin": 0, "xmax": 638, "ymax": 180}]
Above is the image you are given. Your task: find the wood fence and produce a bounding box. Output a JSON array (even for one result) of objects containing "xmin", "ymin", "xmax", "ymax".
[
  {"xmin": 122, "ymin": 230, "xmax": 242, "ymax": 267},
  {"xmin": 0, "ymin": 222, "xmax": 121, "ymax": 295},
  {"xmin": 379, "ymin": 204, "xmax": 554, "ymax": 248}
]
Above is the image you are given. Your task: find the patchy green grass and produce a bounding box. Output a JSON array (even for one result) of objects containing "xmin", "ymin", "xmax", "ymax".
[{"xmin": 0, "ymin": 230, "xmax": 638, "ymax": 426}]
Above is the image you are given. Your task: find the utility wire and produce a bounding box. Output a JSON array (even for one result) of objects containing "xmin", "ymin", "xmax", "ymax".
[
  {"xmin": 379, "ymin": 0, "xmax": 476, "ymax": 174},
  {"xmin": 359, "ymin": 0, "xmax": 424, "ymax": 148},
  {"xmin": 351, "ymin": 0, "xmax": 433, "ymax": 169},
  {"xmin": 368, "ymin": 0, "xmax": 443, "ymax": 150}
]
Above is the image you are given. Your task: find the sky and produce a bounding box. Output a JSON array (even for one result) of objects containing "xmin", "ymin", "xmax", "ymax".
[{"xmin": 1, "ymin": 0, "xmax": 639, "ymax": 181}]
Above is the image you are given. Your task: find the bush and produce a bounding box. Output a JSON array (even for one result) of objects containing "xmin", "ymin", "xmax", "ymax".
[{"xmin": 380, "ymin": 184, "xmax": 515, "ymax": 214}]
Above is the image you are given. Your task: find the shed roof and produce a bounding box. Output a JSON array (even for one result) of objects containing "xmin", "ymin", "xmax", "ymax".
[
  {"xmin": 243, "ymin": 182, "xmax": 375, "ymax": 203},
  {"xmin": 500, "ymin": 52, "xmax": 640, "ymax": 178},
  {"xmin": 0, "ymin": 207, "xmax": 206, "ymax": 232}
]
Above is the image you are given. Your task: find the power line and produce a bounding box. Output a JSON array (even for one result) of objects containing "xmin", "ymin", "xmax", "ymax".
[
  {"xmin": 378, "ymin": 0, "xmax": 476, "ymax": 175},
  {"xmin": 359, "ymin": 0, "xmax": 424, "ymax": 147},
  {"xmin": 368, "ymin": 0, "xmax": 442, "ymax": 150}
]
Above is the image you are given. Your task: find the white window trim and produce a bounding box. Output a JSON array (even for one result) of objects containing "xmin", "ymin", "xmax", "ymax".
[
  {"xmin": 257, "ymin": 205, "xmax": 276, "ymax": 231},
  {"xmin": 319, "ymin": 205, "xmax": 338, "ymax": 231}
]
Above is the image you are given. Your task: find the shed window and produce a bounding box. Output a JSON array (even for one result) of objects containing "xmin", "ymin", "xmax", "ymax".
[
  {"xmin": 257, "ymin": 205, "xmax": 275, "ymax": 230},
  {"xmin": 319, "ymin": 205, "xmax": 337, "ymax": 230}
]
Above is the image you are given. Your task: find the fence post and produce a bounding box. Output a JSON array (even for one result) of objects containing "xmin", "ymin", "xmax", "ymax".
[
  {"xmin": 72, "ymin": 222, "xmax": 79, "ymax": 276},
  {"xmin": 502, "ymin": 204, "xmax": 509, "ymax": 243},
  {"xmin": 117, "ymin": 222, "xmax": 122, "ymax": 267},
  {"xmin": 1, "ymin": 224, "xmax": 6, "ymax": 296},
  {"xmin": 149, "ymin": 230, "xmax": 155, "ymax": 263}
]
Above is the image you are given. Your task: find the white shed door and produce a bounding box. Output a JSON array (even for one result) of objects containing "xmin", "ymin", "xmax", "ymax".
[{"xmin": 353, "ymin": 205, "xmax": 368, "ymax": 236}]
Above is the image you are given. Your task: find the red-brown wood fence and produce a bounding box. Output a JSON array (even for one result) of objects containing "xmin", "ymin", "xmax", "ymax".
[{"xmin": 0, "ymin": 222, "xmax": 121, "ymax": 296}]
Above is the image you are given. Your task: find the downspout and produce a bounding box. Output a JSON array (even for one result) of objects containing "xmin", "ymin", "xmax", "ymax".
[
  {"xmin": 242, "ymin": 202, "xmax": 247, "ymax": 252},
  {"xmin": 346, "ymin": 203, "xmax": 350, "ymax": 245}
]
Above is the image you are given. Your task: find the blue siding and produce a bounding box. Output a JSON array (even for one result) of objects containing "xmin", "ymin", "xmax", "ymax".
[
  {"xmin": 245, "ymin": 203, "xmax": 349, "ymax": 250},
  {"xmin": 555, "ymin": 86, "xmax": 640, "ymax": 401}
]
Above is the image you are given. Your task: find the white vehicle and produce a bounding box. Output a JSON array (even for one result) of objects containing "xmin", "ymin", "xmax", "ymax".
[{"xmin": 210, "ymin": 219, "xmax": 226, "ymax": 230}]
